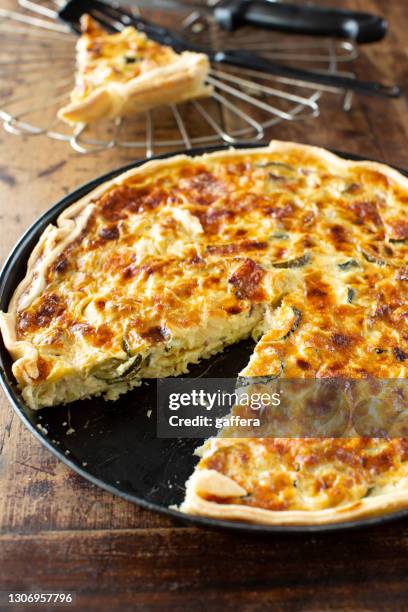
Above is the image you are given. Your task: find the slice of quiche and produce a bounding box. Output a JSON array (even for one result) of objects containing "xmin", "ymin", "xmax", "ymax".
[{"xmin": 58, "ymin": 15, "xmax": 212, "ymax": 124}]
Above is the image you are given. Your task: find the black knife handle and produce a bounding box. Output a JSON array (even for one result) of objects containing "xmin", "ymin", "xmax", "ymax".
[
  {"xmin": 214, "ymin": 0, "xmax": 387, "ymax": 44},
  {"xmin": 213, "ymin": 49, "xmax": 401, "ymax": 98}
]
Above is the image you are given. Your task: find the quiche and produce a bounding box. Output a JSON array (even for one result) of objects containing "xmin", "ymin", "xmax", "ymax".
[
  {"xmin": 58, "ymin": 15, "xmax": 212, "ymax": 124},
  {"xmin": 1, "ymin": 141, "xmax": 407, "ymax": 525}
]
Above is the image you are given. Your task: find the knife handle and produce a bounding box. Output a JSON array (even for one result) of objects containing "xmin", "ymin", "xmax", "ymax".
[{"xmin": 214, "ymin": 0, "xmax": 387, "ymax": 44}]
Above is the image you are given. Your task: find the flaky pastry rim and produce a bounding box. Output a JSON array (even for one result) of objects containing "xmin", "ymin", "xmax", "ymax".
[{"xmin": 179, "ymin": 467, "xmax": 408, "ymax": 526}]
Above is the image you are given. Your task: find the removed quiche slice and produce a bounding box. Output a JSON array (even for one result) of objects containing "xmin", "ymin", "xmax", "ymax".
[{"xmin": 58, "ymin": 15, "xmax": 212, "ymax": 124}]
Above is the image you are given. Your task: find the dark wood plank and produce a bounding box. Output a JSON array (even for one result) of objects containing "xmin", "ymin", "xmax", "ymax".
[{"xmin": 2, "ymin": 524, "xmax": 408, "ymax": 610}]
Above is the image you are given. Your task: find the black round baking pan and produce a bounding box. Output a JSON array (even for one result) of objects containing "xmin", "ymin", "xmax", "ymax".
[{"xmin": 1, "ymin": 143, "xmax": 408, "ymax": 534}]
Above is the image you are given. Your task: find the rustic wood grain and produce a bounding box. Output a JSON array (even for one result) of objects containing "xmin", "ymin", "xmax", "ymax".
[
  {"xmin": 3, "ymin": 523, "xmax": 408, "ymax": 610},
  {"xmin": 0, "ymin": 0, "xmax": 408, "ymax": 609}
]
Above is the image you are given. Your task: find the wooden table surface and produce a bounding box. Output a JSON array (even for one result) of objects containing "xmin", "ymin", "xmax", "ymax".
[{"xmin": 1, "ymin": 0, "xmax": 408, "ymax": 609}]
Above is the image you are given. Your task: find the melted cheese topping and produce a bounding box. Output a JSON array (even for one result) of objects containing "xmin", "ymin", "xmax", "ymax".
[{"xmin": 71, "ymin": 15, "xmax": 179, "ymax": 102}]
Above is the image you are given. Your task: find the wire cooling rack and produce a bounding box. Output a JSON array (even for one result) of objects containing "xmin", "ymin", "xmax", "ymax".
[{"xmin": 0, "ymin": 0, "xmax": 359, "ymax": 156}]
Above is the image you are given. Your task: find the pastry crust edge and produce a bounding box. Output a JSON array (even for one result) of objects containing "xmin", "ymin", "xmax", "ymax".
[{"xmin": 179, "ymin": 468, "xmax": 408, "ymax": 526}]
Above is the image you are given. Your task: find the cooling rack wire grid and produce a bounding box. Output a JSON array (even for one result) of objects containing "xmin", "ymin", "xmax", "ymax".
[{"xmin": 0, "ymin": 0, "xmax": 359, "ymax": 155}]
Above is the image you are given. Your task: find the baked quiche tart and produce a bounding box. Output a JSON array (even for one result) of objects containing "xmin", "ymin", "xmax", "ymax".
[
  {"xmin": 1, "ymin": 141, "xmax": 407, "ymax": 525},
  {"xmin": 58, "ymin": 14, "xmax": 212, "ymax": 124}
]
